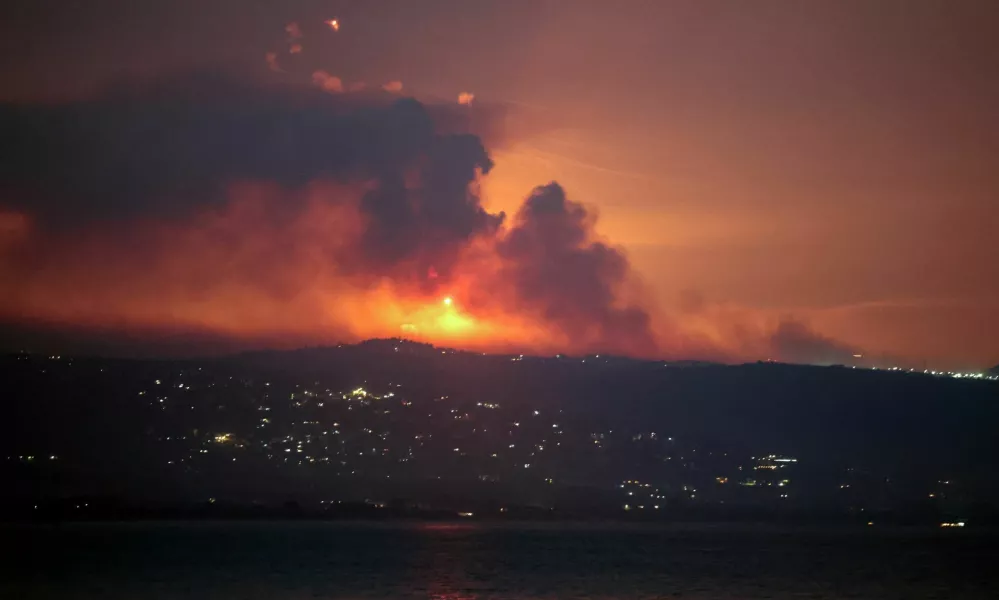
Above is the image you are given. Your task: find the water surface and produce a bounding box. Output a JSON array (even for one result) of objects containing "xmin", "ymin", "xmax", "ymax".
[{"xmin": 2, "ymin": 522, "xmax": 995, "ymax": 599}]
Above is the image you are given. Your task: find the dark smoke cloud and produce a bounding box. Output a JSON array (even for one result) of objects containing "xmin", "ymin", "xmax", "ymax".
[
  {"xmin": 0, "ymin": 71, "xmax": 865, "ymax": 362},
  {"xmin": 356, "ymin": 133, "xmax": 503, "ymax": 279},
  {"xmin": 0, "ymin": 71, "xmax": 655, "ymax": 357},
  {"xmin": 0, "ymin": 74, "xmax": 415, "ymax": 221},
  {"xmin": 0, "ymin": 73, "xmax": 523, "ymax": 223},
  {"xmin": 497, "ymin": 183, "xmax": 657, "ymax": 354},
  {"xmin": 768, "ymin": 320, "xmax": 859, "ymax": 366},
  {"xmin": 0, "ymin": 72, "xmax": 512, "ymax": 282}
]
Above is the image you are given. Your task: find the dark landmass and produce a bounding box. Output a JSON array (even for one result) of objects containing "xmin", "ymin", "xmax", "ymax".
[{"xmin": 4, "ymin": 340, "xmax": 998, "ymax": 525}]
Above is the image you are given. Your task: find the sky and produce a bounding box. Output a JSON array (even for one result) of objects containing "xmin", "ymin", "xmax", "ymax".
[{"xmin": 0, "ymin": 0, "xmax": 997, "ymax": 369}]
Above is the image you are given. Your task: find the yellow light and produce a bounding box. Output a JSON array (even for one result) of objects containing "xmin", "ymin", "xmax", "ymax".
[
  {"xmin": 326, "ymin": 19, "xmax": 340, "ymax": 31},
  {"xmin": 443, "ymin": 296, "xmax": 453, "ymax": 306}
]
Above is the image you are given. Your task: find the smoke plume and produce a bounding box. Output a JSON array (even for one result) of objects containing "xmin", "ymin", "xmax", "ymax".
[
  {"xmin": 0, "ymin": 71, "xmax": 857, "ymax": 363},
  {"xmin": 0, "ymin": 72, "xmax": 662, "ymax": 356},
  {"xmin": 494, "ymin": 183, "xmax": 656, "ymax": 355}
]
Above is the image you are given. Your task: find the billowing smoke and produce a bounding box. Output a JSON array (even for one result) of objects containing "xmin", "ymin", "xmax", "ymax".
[
  {"xmin": 1, "ymin": 75, "xmax": 436, "ymax": 223},
  {"xmin": 353, "ymin": 132, "xmax": 503, "ymax": 283},
  {"xmin": 494, "ymin": 183, "xmax": 656, "ymax": 355},
  {"xmin": 0, "ymin": 72, "xmax": 857, "ymax": 363},
  {"xmin": 0, "ymin": 72, "xmax": 661, "ymax": 356}
]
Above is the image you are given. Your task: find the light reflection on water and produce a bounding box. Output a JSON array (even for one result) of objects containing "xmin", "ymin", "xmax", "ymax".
[{"xmin": 0, "ymin": 521, "xmax": 995, "ymax": 599}]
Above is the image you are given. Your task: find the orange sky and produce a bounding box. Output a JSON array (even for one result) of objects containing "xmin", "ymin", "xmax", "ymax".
[{"xmin": 1, "ymin": 0, "xmax": 997, "ymax": 369}]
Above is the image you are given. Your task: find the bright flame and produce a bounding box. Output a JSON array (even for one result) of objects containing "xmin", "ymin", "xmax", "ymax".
[
  {"xmin": 326, "ymin": 19, "xmax": 340, "ymax": 31},
  {"xmin": 443, "ymin": 296, "xmax": 453, "ymax": 307}
]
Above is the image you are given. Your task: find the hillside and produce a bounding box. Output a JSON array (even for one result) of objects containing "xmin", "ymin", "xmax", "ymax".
[{"xmin": 3, "ymin": 341, "xmax": 998, "ymax": 521}]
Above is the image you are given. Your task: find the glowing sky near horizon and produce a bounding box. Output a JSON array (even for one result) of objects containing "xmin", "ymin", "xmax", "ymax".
[{"xmin": 0, "ymin": 0, "xmax": 997, "ymax": 370}]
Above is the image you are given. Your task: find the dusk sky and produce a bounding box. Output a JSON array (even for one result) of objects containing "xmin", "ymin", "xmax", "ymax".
[{"xmin": 1, "ymin": 0, "xmax": 997, "ymax": 369}]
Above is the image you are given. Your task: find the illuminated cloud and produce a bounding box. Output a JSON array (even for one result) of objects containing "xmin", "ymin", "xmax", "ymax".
[
  {"xmin": 285, "ymin": 22, "xmax": 302, "ymax": 40},
  {"xmin": 289, "ymin": 43, "xmax": 303, "ymax": 55},
  {"xmin": 458, "ymin": 92, "xmax": 475, "ymax": 105},
  {"xmin": 311, "ymin": 70, "xmax": 342, "ymax": 93},
  {"xmin": 382, "ymin": 80, "xmax": 404, "ymax": 93}
]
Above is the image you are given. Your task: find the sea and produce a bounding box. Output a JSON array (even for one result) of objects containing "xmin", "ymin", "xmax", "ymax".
[{"xmin": 1, "ymin": 521, "xmax": 995, "ymax": 599}]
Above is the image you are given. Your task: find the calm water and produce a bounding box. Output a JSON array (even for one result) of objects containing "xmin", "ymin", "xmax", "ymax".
[{"xmin": 1, "ymin": 522, "xmax": 995, "ymax": 599}]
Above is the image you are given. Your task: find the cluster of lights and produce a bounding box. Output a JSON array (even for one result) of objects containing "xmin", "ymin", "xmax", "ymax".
[
  {"xmin": 46, "ymin": 359, "xmax": 990, "ymax": 512},
  {"xmin": 919, "ymin": 367, "xmax": 995, "ymax": 380},
  {"xmin": 873, "ymin": 366, "xmax": 997, "ymax": 381},
  {"xmin": 622, "ymin": 504, "xmax": 661, "ymax": 511}
]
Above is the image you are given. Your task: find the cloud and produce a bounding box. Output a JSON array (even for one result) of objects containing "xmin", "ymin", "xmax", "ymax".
[
  {"xmin": 382, "ymin": 81, "xmax": 404, "ymax": 93},
  {"xmin": 285, "ymin": 22, "xmax": 302, "ymax": 40},
  {"xmin": 352, "ymin": 132, "xmax": 502, "ymax": 282},
  {"xmin": 311, "ymin": 70, "xmax": 342, "ymax": 93},
  {"xmin": 0, "ymin": 72, "xmax": 513, "ymax": 289},
  {"xmin": 493, "ymin": 183, "xmax": 656, "ymax": 355},
  {"xmin": 0, "ymin": 72, "xmax": 660, "ymax": 356},
  {"xmin": 0, "ymin": 72, "xmax": 511, "ymax": 226},
  {"xmin": 0, "ymin": 71, "xmax": 859, "ymax": 362},
  {"xmin": 458, "ymin": 92, "xmax": 475, "ymax": 105},
  {"xmin": 289, "ymin": 43, "xmax": 303, "ymax": 55}
]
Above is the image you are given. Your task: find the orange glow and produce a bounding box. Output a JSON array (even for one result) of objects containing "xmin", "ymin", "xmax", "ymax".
[
  {"xmin": 0, "ymin": 2, "xmax": 995, "ymax": 373},
  {"xmin": 0, "ymin": 181, "xmax": 596, "ymax": 355},
  {"xmin": 312, "ymin": 71, "xmax": 343, "ymax": 93},
  {"xmin": 382, "ymin": 80, "xmax": 404, "ymax": 93},
  {"xmin": 0, "ymin": 177, "xmax": 853, "ymax": 362}
]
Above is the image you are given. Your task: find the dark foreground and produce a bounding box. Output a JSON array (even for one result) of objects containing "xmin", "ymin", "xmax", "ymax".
[{"xmin": 1, "ymin": 522, "xmax": 996, "ymax": 599}]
